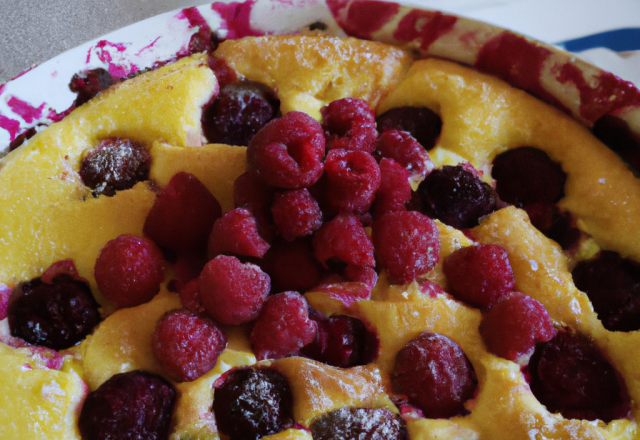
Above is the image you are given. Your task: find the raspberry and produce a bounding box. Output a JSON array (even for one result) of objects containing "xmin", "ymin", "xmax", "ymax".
[
  {"xmin": 375, "ymin": 130, "xmax": 435, "ymax": 178},
  {"xmin": 78, "ymin": 371, "xmax": 175, "ymax": 440},
  {"xmin": 207, "ymin": 208, "xmax": 270, "ymax": 259},
  {"xmin": 324, "ymin": 149, "xmax": 381, "ymax": 215},
  {"xmin": 416, "ymin": 165, "xmax": 497, "ymax": 229},
  {"xmin": 259, "ymin": 237, "xmax": 326, "ymax": 293},
  {"xmin": 94, "ymin": 235, "xmax": 165, "ymax": 309},
  {"xmin": 443, "ymin": 244, "xmax": 515, "ymax": 309},
  {"xmin": 312, "ymin": 213, "xmax": 375, "ymax": 269},
  {"xmin": 69, "ymin": 68, "xmax": 115, "ymax": 107},
  {"xmin": 271, "ymin": 188, "xmax": 323, "ymax": 241},
  {"xmin": 143, "ymin": 172, "xmax": 222, "ymax": 254},
  {"xmin": 310, "ymin": 407, "xmax": 406, "ymax": 440},
  {"xmin": 371, "ymin": 158, "xmax": 412, "ymax": 220},
  {"xmin": 492, "ymin": 147, "xmax": 566, "ymax": 206},
  {"xmin": 199, "ymin": 255, "xmax": 270, "ymax": 325},
  {"xmin": 178, "ymin": 279, "xmax": 204, "ymax": 313},
  {"xmin": 213, "ymin": 368, "xmax": 293, "ymax": 440},
  {"xmin": 376, "ymin": 106, "xmax": 442, "ymax": 151},
  {"xmin": 8, "ymin": 270, "xmax": 100, "ymax": 350},
  {"xmin": 250, "ymin": 291, "xmax": 317, "ymax": 360},
  {"xmin": 313, "ymin": 281, "xmax": 373, "ymax": 306},
  {"xmin": 372, "ymin": 211, "xmax": 440, "ymax": 285},
  {"xmin": 392, "ymin": 332, "xmax": 476, "ymax": 419},
  {"xmin": 202, "ymin": 81, "xmax": 280, "ymax": 146},
  {"xmin": 300, "ymin": 312, "xmax": 369, "ymax": 368},
  {"xmin": 529, "ymin": 331, "xmax": 630, "ymax": 422},
  {"xmin": 80, "ymin": 138, "xmax": 151, "ymax": 197},
  {"xmin": 343, "ymin": 265, "xmax": 378, "ymax": 288},
  {"xmin": 321, "ymin": 98, "xmax": 378, "ymax": 152},
  {"xmin": 247, "ymin": 111, "xmax": 326, "ymax": 189},
  {"xmin": 479, "ymin": 292, "xmax": 556, "ymax": 362},
  {"xmin": 420, "ymin": 280, "xmax": 446, "ymax": 298},
  {"xmin": 152, "ymin": 308, "xmax": 227, "ymax": 382},
  {"xmin": 171, "ymin": 252, "xmax": 208, "ymax": 295},
  {"xmin": 234, "ymin": 171, "xmax": 277, "ymax": 241},
  {"xmin": 572, "ymin": 251, "xmax": 640, "ymax": 332},
  {"xmin": 207, "ymin": 56, "xmax": 237, "ymax": 88}
]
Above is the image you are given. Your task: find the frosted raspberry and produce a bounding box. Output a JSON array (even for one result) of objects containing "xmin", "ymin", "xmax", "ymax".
[
  {"xmin": 312, "ymin": 213, "xmax": 375, "ymax": 269},
  {"xmin": 78, "ymin": 371, "xmax": 175, "ymax": 440},
  {"xmin": 178, "ymin": 279, "xmax": 204, "ymax": 313},
  {"xmin": 234, "ymin": 171, "xmax": 277, "ymax": 241},
  {"xmin": 479, "ymin": 292, "xmax": 556, "ymax": 362},
  {"xmin": 312, "ymin": 281, "xmax": 373, "ymax": 307},
  {"xmin": 416, "ymin": 165, "xmax": 497, "ymax": 229},
  {"xmin": 144, "ymin": 172, "xmax": 222, "ymax": 254},
  {"xmin": 271, "ymin": 188, "xmax": 323, "ymax": 241},
  {"xmin": 202, "ymin": 81, "xmax": 280, "ymax": 146},
  {"xmin": 94, "ymin": 235, "xmax": 164, "ymax": 309},
  {"xmin": 310, "ymin": 407, "xmax": 405, "ymax": 440},
  {"xmin": 530, "ymin": 331, "xmax": 630, "ymax": 422},
  {"xmin": 199, "ymin": 255, "xmax": 270, "ymax": 325},
  {"xmin": 443, "ymin": 244, "xmax": 515, "ymax": 309},
  {"xmin": 250, "ymin": 292, "xmax": 317, "ymax": 360},
  {"xmin": 247, "ymin": 111, "xmax": 326, "ymax": 188},
  {"xmin": 371, "ymin": 158, "xmax": 412, "ymax": 219},
  {"xmin": 376, "ymin": 106, "xmax": 442, "ymax": 150},
  {"xmin": 393, "ymin": 332, "xmax": 476, "ymax": 418},
  {"xmin": 301, "ymin": 312, "xmax": 370, "ymax": 368},
  {"xmin": 152, "ymin": 308, "xmax": 227, "ymax": 382},
  {"xmin": 80, "ymin": 138, "xmax": 151, "ymax": 197},
  {"xmin": 572, "ymin": 251, "xmax": 640, "ymax": 332},
  {"xmin": 376, "ymin": 130, "xmax": 435, "ymax": 178},
  {"xmin": 372, "ymin": 211, "xmax": 440, "ymax": 285},
  {"xmin": 259, "ymin": 237, "xmax": 326, "ymax": 293},
  {"xmin": 321, "ymin": 98, "xmax": 378, "ymax": 152},
  {"xmin": 8, "ymin": 270, "xmax": 100, "ymax": 350},
  {"xmin": 207, "ymin": 208, "xmax": 270, "ymax": 259},
  {"xmin": 213, "ymin": 368, "xmax": 293, "ymax": 439},
  {"xmin": 69, "ymin": 67, "xmax": 115, "ymax": 107},
  {"xmin": 343, "ymin": 265, "xmax": 378, "ymax": 288}
]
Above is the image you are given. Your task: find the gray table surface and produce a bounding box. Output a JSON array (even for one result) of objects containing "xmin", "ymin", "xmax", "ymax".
[{"xmin": 0, "ymin": 0, "xmax": 200, "ymax": 85}]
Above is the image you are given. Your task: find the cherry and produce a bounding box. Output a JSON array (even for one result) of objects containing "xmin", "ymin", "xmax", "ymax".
[{"xmin": 310, "ymin": 407, "xmax": 406, "ymax": 440}]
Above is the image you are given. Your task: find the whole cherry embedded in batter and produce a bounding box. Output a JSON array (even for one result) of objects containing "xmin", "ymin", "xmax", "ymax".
[
  {"xmin": 78, "ymin": 370, "xmax": 175, "ymax": 440},
  {"xmin": 80, "ymin": 137, "xmax": 151, "ymax": 197},
  {"xmin": 152, "ymin": 308, "xmax": 227, "ymax": 382},
  {"xmin": 94, "ymin": 234, "xmax": 164, "ymax": 309},
  {"xmin": 443, "ymin": 244, "xmax": 515, "ymax": 309},
  {"xmin": 310, "ymin": 406, "xmax": 406, "ymax": 440},
  {"xmin": 392, "ymin": 331, "xmax": 476, "ymax": 419},
  {"xmin": 213, "ymin": 368, "xmax": 293, "ymax": 440},
  {"xmin": 321, "ymin": 97, "xmax": 378, "ymax": 152}
]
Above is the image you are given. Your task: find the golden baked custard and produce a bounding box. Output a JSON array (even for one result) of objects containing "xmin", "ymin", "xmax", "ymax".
[{"xmin": 1, "ymin": 34, "xmax": 640, "ymax": 440}]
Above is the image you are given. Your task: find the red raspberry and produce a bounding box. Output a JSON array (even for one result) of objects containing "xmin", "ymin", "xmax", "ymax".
[
  {"xmin": 371, "ymin": 158, "xmax": 412, "ymax": 220},
  {"xmin": 247, "ymin": 111, "xmax": 326, "ymax": 189},
  {"xmin": 392, "ymin": 332, "xmax": 476, "ymax": 418},
  {"xmin": 202, "ymin": 81, "xmax": 280, "ymax": 146},
  {"xmin": 259, "ymin": 237, "xmax": 326, "ymax": 294},
  {"xmin": 312, "ymin": 213, "xmax": 375, "ymax": 269},
  {"xmin": 324, "ymin": 149, "xmax": 381, "ymax": 215},
  {"xmin": 78, "ymin": 371, "xmax": 175, "ymax": 440},
  {"xmin": 80, "ymin": 138, "xmax": 151, "ymax": 197},
  {"xmin": 372, "ymin": 211, "xmax": 440, "ymax": 285},
  {"xmin": 376, "ymin": 106, "xmax": 442, "ymax": 151},
  {"xmin": 213, "ymin": 368, "xmax": 293, "ymax": 439},
  {"xmin": 343, "ymin": 265, "xmax": 378, "ymax": 288},
  {"xmin": 94, "ymin": 235, "xmax": 164, "ymax": 309},
  {"xmin": 271, "ymin": 188, "xmax": 323, "ymax": 241},
  {"xmin": 492, "ymin": 147, "xmax": 566, "ymax": 206},
  {"xmin": 313, "ymin": 281, "xmax": 373, "ymax": 306},
  {"xmin": 479, "ymin": 292, "xmax": 556, "ymax": 362},
  {"xmin": 178, "ymin": 279, "xmax": 204, "ymax": 313},
  {"xmin": 530, "ymin": 331, "xmax": 630, "ymax": 422},
  {"xmin": 301, "ymin": 311, "xmax": 369, "ymax": 368},
  {"xmin": 69, "ymin": 67, "xmax": 115, "ymax": 107},
  {"xmin": 207, "ymin": 208, "xmax": 270, "ymax": 259},
  {"xmin": 171, "ymin": 252, "xmax": 208, "ymax": 294},
  {"xmin": 207, "ymin": 56, "xmax": 237, "ymax": 88},
  {"xmin": 416, "ymin": 164, "xmax": 497, "ymax": 229},
  {"xmin": 234, "ymin": 171, "xmax": 277, "ymax": 241},
  {"xmin": 420, "ymin": 280, "xmax": 446, "ymax": 298},
  {"xmin": 152, "ymin": 308, "xmax": 227, "ymax": 382},
  {"xmin": 199, "ymin": 255, "xmax": 270, "ymax": 325},
  {"xmin": 376, "ymin": 130, "xmax": 435, "ymax": 178},
  {"xmin": 311, "ymin": 407, "xmax": 405, "ymax": 440},
  {"xmin": 321, "ymin": 98, "xmax": 378, "ymax": 152},
  {"xmin": 250, "ymin": 292, "xmax": 317, "ymax": 360},
  {"xmin": 144, "ymin": 172, "xmax": 222, "ymax": 254},
  {"xmin": 443, "ymin": 244, "xmax": 515, "ymax": 309}
]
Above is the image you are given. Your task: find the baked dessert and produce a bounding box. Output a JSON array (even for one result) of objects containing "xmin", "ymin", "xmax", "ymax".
[{"xmin": 1, "ymin": 20, "xmax": 640, "ymax": 440}]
